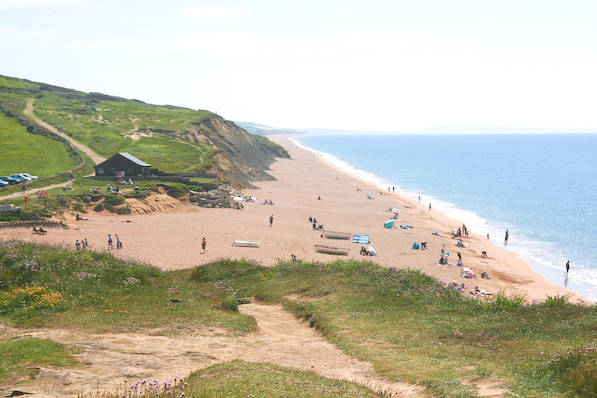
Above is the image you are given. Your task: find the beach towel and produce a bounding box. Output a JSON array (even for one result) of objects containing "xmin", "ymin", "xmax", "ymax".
[{"xmin": 353, "ymin": 234, "xmax": 370, "ymax": 244}]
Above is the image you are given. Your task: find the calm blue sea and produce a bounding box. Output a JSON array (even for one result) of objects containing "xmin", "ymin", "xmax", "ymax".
[{"xmin": 293, "ymin": 134, "xmax": 597, "ymax": 302}]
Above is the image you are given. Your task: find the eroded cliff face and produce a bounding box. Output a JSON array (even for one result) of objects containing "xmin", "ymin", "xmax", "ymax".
[{"xmin": 175, "ymin": 114, "xmax": 289, "ymax": 187}]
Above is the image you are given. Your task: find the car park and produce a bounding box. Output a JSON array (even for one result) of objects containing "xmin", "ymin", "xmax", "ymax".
[
  {"xmin": 0, "ymin": 179, "xmax": 9, "ymax": 187},
  {"xmin": 19, "ymin": 173, "xmax": 38, "ymax": 180}
]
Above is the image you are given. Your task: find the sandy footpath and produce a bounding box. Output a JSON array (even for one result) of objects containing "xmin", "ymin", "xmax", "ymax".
[{"xmin": 1, "ymin": 136, "xmax": 587, "ymax": 303}]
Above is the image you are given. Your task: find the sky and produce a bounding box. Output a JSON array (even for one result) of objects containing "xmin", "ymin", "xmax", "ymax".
[{"xmin": 1, "ymin": 0, "xmax": 596, "ymax": 131}]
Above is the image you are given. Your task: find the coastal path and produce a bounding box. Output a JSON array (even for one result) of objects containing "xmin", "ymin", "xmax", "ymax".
[
  {"xmin": 0, "ymin": 302, "xmax": 422, "ymax": 397},
  {"xmin": 0, "ymin": 100, "xmax": 107, "ymax": 201},
  {"xmin": 24, "ymin": 98, "xmax": 106, "ymax": 165}
]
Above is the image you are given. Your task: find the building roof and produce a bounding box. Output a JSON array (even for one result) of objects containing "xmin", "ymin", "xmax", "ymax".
[{"xmin": 118, "ymin": 152, "xmax": 151, "ymax": 167}]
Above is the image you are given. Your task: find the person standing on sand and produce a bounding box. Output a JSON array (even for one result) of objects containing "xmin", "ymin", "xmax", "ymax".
[
  {"xmin": 108, "ymin": 234, "xmax": 113, "ymax": 250},
  {"xmin": 429, "ymin": 203, "xmax": 431, "ymax": 210},
  {"xmin": 504, "ymin": 229, "xmax": 509, "ymax": 243},
  {"xmin": 269, "ymin": 214, "xmax": 274, "ymax": 227},
  {"xmin": 201, "ymin": 237, "xmax": 207, "ymax": 253},
  {"xmin": 566, "ymin": 260, "xmax": 570, "ymax": 274}
]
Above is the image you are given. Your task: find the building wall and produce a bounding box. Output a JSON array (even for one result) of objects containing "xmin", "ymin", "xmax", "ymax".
[{"xmin": 95, "ymin": 155, "xmax": 150, "ymax": 177}]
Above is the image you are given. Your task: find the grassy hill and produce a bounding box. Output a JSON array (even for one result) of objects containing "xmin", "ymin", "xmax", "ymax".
[
  {"xmin": 0, "ymin": 111, "xmax": 80, "ymax": 177},
  {"xmin": 0, "ymin": 75, "xmax": 288, "ymax": 186}
]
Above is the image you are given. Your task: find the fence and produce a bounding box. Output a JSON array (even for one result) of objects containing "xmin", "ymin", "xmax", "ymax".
[{"xmin": 0, "ymin": 220, "xmax": 68, "ymax": 229}]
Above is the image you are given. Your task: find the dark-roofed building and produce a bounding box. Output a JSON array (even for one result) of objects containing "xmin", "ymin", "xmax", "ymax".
[{"xmin": 95, "ymin": 152, "xmax": 152, "ymax": 177}]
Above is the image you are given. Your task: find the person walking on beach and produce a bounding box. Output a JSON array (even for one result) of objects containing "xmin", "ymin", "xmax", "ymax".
[
  {"xmin": 504, "ymin": 229, "xmax": 509, "ymax": 243},
  {"xmin": 269, "ymin": 214, "xmax": 274, "ymax": 227},
  {"xmin": 116, "ymin": 234, "xmax": 122, "ymax": 250},
  {"xmin": 429, "ymin": 203, "xmax": 431, "ymax": 211},
  {"xmin": 108, "ymin": 234, "xmax": 113, "ymax": 250},
  {"xmin": 566, "ymin": 260, "xmax": 570, "ymax": 274},
  {"xmin": 75, "ymin": 240, "xmax": 81, "ymax": 250},
  {"xmin": 201, "ymin": 237, "xmax": 207, "ymax": 253}
]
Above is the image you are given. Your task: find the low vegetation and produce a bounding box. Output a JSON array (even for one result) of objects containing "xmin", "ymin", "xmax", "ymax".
[
  {"xmin": 192, "ymin": 259, "xmax": 597, "ymax": 397},
  {"xmin": 95, "ymin": 361, "xmax": 381, "ymax": 398},
  {"xmin": 0, "ymin": 242, "xmax": 254, "ymax": 332},
  {"xmin": 0, "ymin": 337, "xmax": 78, "ymax": 384},
  {"xmin": 1, "ymin": 242, "xmax": 594, "ymax": 396}
]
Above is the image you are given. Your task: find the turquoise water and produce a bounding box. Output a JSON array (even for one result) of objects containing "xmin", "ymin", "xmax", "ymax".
[{"xmin": 293, "ymin": 134, "xmax": 597, "ymax": 301}]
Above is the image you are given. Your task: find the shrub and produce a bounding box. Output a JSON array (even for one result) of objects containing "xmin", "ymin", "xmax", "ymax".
[
  {"xmin": 166, "ymin": 185, "xmax": 188, "ymax": 198},
  {"xmin": 222, "ymin": 296, "xmax": 239, "ymax": 312},
  {"xmin": 533, "ymin": 343, "xmax": 596, "ymax": 396},
  {"xmin": 103, "ymin": 194, "xmax": 125, "ymax": 206},
  {"xmin": 93, "ymin": 202, "xmax": 104, "ymax": 212}
]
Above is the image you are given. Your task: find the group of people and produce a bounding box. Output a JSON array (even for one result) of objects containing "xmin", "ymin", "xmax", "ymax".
[
  {"xmin": 451, "ymin": 224, "xmax": 469, "ymax": 238},
  {"xmin": 308, "ymin": 216, "xmax": 324, "ymax": 230},
  {"xmin": 75, "ymin": 239, "xmax": 90, "ymax": 250},
  {"xmin": 262, "ymin": 199, "xmax": 275, "ymax": 205},
  {"xmin": 106, "ymin": 184, "xmax": 120, "ymax": 193},
  {"xmin": 107, "ymin": 234, "xmax": 123, "ymax": 250},
  {"xmin": 75, "ymin": 213, "xmax": 91, "ymax": 221}
]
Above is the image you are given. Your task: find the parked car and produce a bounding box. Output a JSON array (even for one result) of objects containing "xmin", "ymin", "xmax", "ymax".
[
  {"xmin": 10, "ymin": 174, "xmax": 31, "ymax": 182},
  {"xmin": 1, "ymin": 176, "xmax": 19, "ymax": 185},
  {"xmin": 0, "ymin": 179, "xmax": 9, "ymax": 187},
  {"xmin": 19, "ymin": 173, "xmax": 38, "ymax": 180}
]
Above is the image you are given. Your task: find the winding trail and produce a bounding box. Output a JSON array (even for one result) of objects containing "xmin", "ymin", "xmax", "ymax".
[
  {"xmin": 0, "ymin": 303, "xmax": 422, "ymax": 397},
  {"xmin": 0, "ymin": 100, "xmax": 106, "ymax": 200},
  {"xmin": 23, "ymin": 98, "xmax": 106, "ymax": 165}
]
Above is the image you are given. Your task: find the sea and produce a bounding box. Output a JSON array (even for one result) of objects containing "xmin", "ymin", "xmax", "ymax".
[{"xmin": 293, "ymin": 133, "xmax": 597, "ymax": 302}]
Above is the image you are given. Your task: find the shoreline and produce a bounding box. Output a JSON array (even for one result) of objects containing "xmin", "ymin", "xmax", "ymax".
[
  {"xmin": 288, "ymin": 135, "xmax": 576, "ymax": 289},
  {"xmin": 274, "ymin": 135, "xmax": 590, "ymax": 304},
  {"xmin": 1, "ymin": 135, "xmax": 590, "ymax": 304}
]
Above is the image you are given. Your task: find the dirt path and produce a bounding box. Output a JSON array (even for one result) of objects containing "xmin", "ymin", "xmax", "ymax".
[
  {"xmin": 0, "ymin": 182, "xmax": 71, "ymax": 200},
  {"xmin": 23, "ymin": 98, "xmax": 106, "ymax": 165},
  {"xmin": 0, "ymin": 303, "xmax": 422, "ymax": 397}
]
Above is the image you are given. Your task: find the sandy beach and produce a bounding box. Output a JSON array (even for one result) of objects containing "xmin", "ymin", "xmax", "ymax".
[{"xmin": 1, "ymin": 136, "xmax": 588, "ymax": 303}]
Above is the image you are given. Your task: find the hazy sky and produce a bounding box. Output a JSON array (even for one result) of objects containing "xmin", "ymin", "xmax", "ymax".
[{"xmin": 1, "ymin": 0, "xmax": 596, "ymax": 130}]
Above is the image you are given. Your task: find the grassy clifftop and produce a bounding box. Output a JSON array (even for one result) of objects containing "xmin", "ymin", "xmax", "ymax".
[{"xmin": 0, "ymin": 75, "xmax": 288, "ymax": 186}]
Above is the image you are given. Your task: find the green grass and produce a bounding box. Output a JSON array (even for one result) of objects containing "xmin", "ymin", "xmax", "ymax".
[
  {"xmin": 183, "ymin": 361, "xmax": 383, "ymax": 397},
  {"xmin": 0, "ymin": 242, "xmax": 255, "ymax": 333},
  {"xmin": 101, "ymin": 361, "xmax": 382, "ymax": 398},
  {"xmin": 0, "ymin": 337, "xmax": 78, "ymax": 383},
  {"xmin": 0, "ymin": 111, "xmax": 80, "ymax": 177},
  {"xmin": 33, "ymin": 92, "xmax": 217, "ymax": 172},
  {"xmin": 191, "ymin": 259, "xmax": 597, "ymax": 397}
]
